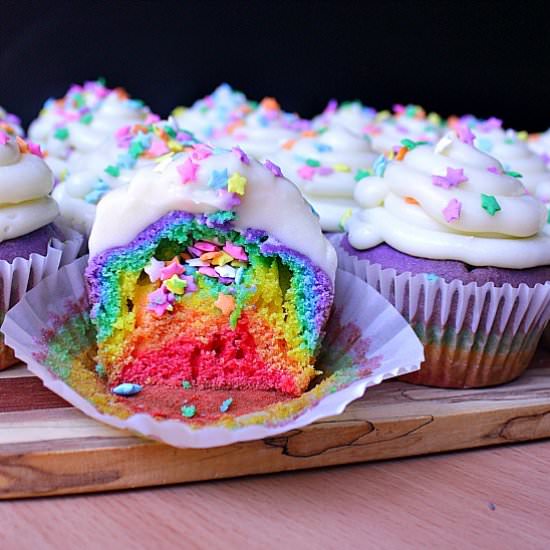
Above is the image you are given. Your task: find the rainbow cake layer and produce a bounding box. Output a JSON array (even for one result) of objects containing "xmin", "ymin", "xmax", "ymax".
[{"xmin": 87, "ymin": 211, "xmax": 333, "ymax": 396}]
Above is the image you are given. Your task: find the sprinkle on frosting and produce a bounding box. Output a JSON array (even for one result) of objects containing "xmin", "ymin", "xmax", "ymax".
[
  {"xmin": 442, "ymin": 198, "xmax": 462, "ymax": 222},
  {"xmin": 432, "ymin": 167, "xmax": 468, "ymax": 189},
  {"xmin": 481, "ymin": 194, "xmax": 501, "ymax": 216}
]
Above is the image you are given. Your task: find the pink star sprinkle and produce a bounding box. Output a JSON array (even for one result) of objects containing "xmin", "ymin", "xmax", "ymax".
[
  {"xmin": 194, "ymin": 241, "xmax": 219, "ymax": 252},
  {"xmin": 297, "ymin": 165, "xmax": 316, "ymax": 180},
  {"xmin": 456, "ymin": 125, "xmax": 475, "ymax": 145},
  {"xmin": 147, "ymin": 138, "xmax": 170, "ymax": 157},
  {"xmin": 442, "ymin": 198, "xmax": 462, "ymax": 223},
  {"xmin": 191, "ymin": 144, "xmax": 213, "ymax": 161},
  {"xmin": 198, "ymin": 266, "xmax": 220, "ymax": 278},
  {"xmin": 432, "ymin": 167, "xmax": 468, "ymax": 189},
  {"xmin": 177, "ymin": 158, "xmax": 200, "ymax": 184},
  {"xmin": 0, "ymin": 132, "xmax": 9, "ymax": 145},
  {"xmin": 160, "ymin": 260, "xmax": 184, "ymax": 281},
  {"xmin": 487, "ymin": 166, "xmax": 501, "ymax": 174},
  {"xmin": 223, "ymin": 242, "xmax": 248, "ymax": 261}
]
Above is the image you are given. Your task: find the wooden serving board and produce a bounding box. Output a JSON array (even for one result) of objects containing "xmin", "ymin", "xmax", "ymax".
[{"xmin": 2, "ymin": 353, "xmax": 550, "ymax": 500}]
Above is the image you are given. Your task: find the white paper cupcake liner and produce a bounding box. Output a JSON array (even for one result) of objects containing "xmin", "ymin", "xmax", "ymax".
[
  {"xmin": 335, "ymin": 235, "xmax": 550, "ymax": 388},
  {"xmin": 1, "ymin": 256, "xmax": 423, "ymax": 449},
  {"xmin": 0, "ymin": 224, "xmax": 83, "ymax": 368}
]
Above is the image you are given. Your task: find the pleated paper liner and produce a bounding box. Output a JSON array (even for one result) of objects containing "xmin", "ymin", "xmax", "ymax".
[
  {"xmin": 334, "ymin": 235, "xmax": 550, "ymax": 388},
  {"xmin": 1, "ymin": 256, "xmax": 423, "ymax": 448},
  {"xmin": 0, "ymin": 224, "xmax": 83, "ymax": 370}
]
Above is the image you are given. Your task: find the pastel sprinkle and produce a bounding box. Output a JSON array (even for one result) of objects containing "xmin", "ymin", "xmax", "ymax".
[
  {"xmin": 112, "ymin": 383, "xmax": 142, "ymax": 396},
  {"xmin": 297, "ymin": 165, "xmax": 316, "ymax": 180},
  {"xmin": 182, "ymin": 380, "xmax": 192, "ymax": 389},
  {"xmin": 144, "ymin": 257, "xmax": 165, "ymax": 283},
  {"xmin": 487, "ymin": 166, "xmax": 501, "ymax": 175},
  {"xmin": 339, "ymin": 208, "xmax": 353, "ymax": 230},
  {"xmin": 432, "ymin": 167, "xmax": 468, "ymax": 189},
  {"xmin": 223, "ymin": 242, "xmax": 248, "ymax": 261},
  {"xmin": 105, "ymin": 165, "xmax": 120, "ymax": 177},
  {"xmin": 0, "ymin": 132, "xmax": 8, "ymax": 145},
  {"xmin": 208, "ymin": 168, "xmax": 229, "ymax": 189},
  {"xmin": 227, "ymin": 172, "xmax": 247, "ymax": 195},
  {"xmin": 505, "ymin": 170, "xmax": 523, "ymax": 178},
  {"xmin": 426, "ymin": 273, "xmax": 440, "ymax": 282},
  {"xmin": 481, "ymin": 194, "xmax": 501, "ymax": 216},
  {"xmin": 333, "ymin": 163, "xmax": 351, "ymax": 173},
  {"xmin": 220, "ymin": 398, "xmax": 233, "ymax": 413},
  {"xmin": 434, "ymin": 133, "xmax": 454, "ymax": 154},
  {"xmin": 306, "ymin": 158, "xmax": 321, "ymax": 167},
  {"xmin": 442, "ymin": 198, "xmax": 461, "ymax": 223},
  {"xmin": 232, "ymin": 146, "xmax": 250, "ymax": 165},
  {"xmin": 181, "ymin": 405, "xmax": 197, "ymax": 418},
  {"xmin": 354, "ymin": 168, "xmax": 371, "ymax": 182},
  {"xmin": 457, "ymin": 125, "xmax": 475, "ymax": 145},
  {"xmin": 54, "ymin": 127, "xmax": 69, "ymax": 140},
  {"xmin": 164, "ymin": 275, "xmax": 187, "ymax": 295},
  {"xmin": 214, "ymin": 293, "xmax": 236, "ymax": 315},
  {"xmin": 177, "ymin": 158, "xmax": 200, "ymax": 184},
  {"xmin": 264, "ymin": 159, "xmax": 283, "ymax": 177},
  {"xmin": 160, "ymin": 259, "xmax": 184, "ymax": 280}
]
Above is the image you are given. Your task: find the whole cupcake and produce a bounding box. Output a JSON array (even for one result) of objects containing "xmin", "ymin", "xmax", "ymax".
[
  {"xmin": 171, "ymin": 83, "xmax": 253, "ymax": 143},
  {"xmin": 87, "ymin": 143, "xmax": 336, "ymax": 396},
  {"xmin": 363, "ymin": 104, "xmax": 444, "ymax": 154},
  {"xmin": 28, "ymin": 79, "xmax": 155, "ymax": 179},
  {"xmin": 312, "ymin": 99, "xmax": 377, "ymax": 136},
  {"xmin": 270, "ymin": 126, "xmax": 378, "ymax": 231},
  {"xmin": 0, "ymin": 131, "xmax": 81, "ymax": 369},
  {"xmin": 452, "ymin": 116, "xmax": 550, "ymax": 209},
  {"xmin": 338, "ymin": 130, "xmax": 550, "ymax": 388},
  {"xmin": 53, "ymin": 119, "xmax": 199, "ymax": 235}
]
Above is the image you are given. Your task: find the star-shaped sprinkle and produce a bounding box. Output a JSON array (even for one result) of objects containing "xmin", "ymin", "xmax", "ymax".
[
  {"xmin": 434, "ymin": 133, "xmax": 454, "ymax": 154},
  {"xmin": 27, "ymin": 141, "xmax": 43, "ymax": 157},
  {"xmin": 214, "ymin": 293, "xmax": 236, "ymax": 315},
  {"xmin": 144, "ymin": 257, "xmax": 165, "ymax": 283},
  {"xmin": 227, "ymin": 172, "xmax": 247, "ymax": 195},
  {"xmin": 164, "ymin": 275, "xmax": 187, "ymax": 295},
  {"xmin": 182, "ymin": 380, "xmax": 192, "ymax": 390},
  {"xmin": 354, "ymin": 168, "xmax": 371, "ymax": 182},
  {"xmin": 223, "ymin": 242, "xmax": 248, "ymax": 261},
  {"xmin": 0, "ymin": 132, "xmax": 8, "ymax": 145},
  {"xmin": 208, "ymin": 168, "xmax": 229, "ymax": 189},
  {"xmin": 456, "ymin": 125, "xmax": 475, "ymax": 145},
  {"xmin": 297, "ymin": 165, "xmax": 316, "ymax": 180},
  {"xmin": 148, "ymin": 138, "xmax": 170, "ymax": 157},
  {"xmin": 219, "ymin": 398, "xmax": 233, "ymax": 413},
  {"xmin": 481, "ymin": 194, "xmax": 501, "ymax": 216},
  {"xmin": 264, "ymin": 159, "xmax": 283, "ymax": 177},
  {"xmin": 232, "ymin": 146, "xmax": 250, "ymax": 165},
  {"xmin": 178, "ymin": 158, "xmax": 200, "ymax": 184},
  {"xmin": 160, "ymin": 259, "xmax": 184, "ymax": 280},
  {"xmin": 105, "ymin": 165, "xmax": 120, "ymax": 177},
  {"xmin": 487, "ymin": 166, "xmax": 501, "ymax": 175},
  {"xmin": 54, "ymin": 127, "xmax": 69, "ymax": 141},
  {"xmin": 432, "ymin": 167, "xmax": 468, "ymax": 189},
  {"xmin": 442, "ymin": 198, "xmax": 461, "ymax": 223},
  {"xmin": 181, "ymin": 405, "xmax": 196, "ymax": 418},
  {"xmin": 218, "ymin": 189, "xmax": 241, "ymax": 208},
  {"xmin": 147, "ymin": 287, "xmax": 174, "ymax": 316}
]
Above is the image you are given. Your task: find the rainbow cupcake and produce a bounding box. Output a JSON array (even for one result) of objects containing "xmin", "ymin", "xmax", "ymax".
[{"xmin": 86, "ymin": 144, "xmax": 336, "ymax": 396}]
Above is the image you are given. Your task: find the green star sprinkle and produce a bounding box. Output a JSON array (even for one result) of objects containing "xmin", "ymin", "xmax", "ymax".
[
  {"xmin": 481, "ymin": 194, "xmax": 501, "ymax": 216},
  {"xmin": 80, "ymin": 113, "xmax": 93, "ymax": 125},
  {"xmin": 129, "ymin": 141, "xmax": 145, "ymax": 158},
  {"xmin": 182, "ymin": 380, "xmax": 192, "ymax": 390},
  {"xmin": 181, "ymin": 405, "xmax": 196, "ymax": 418},
  {"xmin": 504, "ymin": 170, "xmax": 523, "ymax": 178},
  {"xmin": 306, "ymin": 158, "xmax": 321, "ymax": 167},
  {"xmin": 105, "ymin": 165, "xmax": 120, "ymax": 177},
  {"xmin": 54, "ymin": 127, "xmax": 69, "ymax": 141},
  {"xmin": 165, "ymin": 274, "xmax": 187, "ymax": 295},
  {"xmin": 354, "ymin": 168, "xmax": 371, "ymax": 182},
  {"xmin": 401, "ymin": 138, "xmax": 429, "ymax": 150},
  {"xmin": 165, "ymin": 125, "xmax": 177, "ymax": 138}
]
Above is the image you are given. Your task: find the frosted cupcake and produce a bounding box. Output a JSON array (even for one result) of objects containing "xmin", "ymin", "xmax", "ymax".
[
  {"xmin": 270, "ymin": 127, "xmax": 378, "ymax": 231},
  {"xmin": 171, "ymin": 83, "xmax": 253, "ymax": 143},
  {"xmin": 53, "ymin": 119, "xmax": 199, "ymax": 235},
  {"xmin": 87, "ymin": 143, "xmax": 336, "ymax": 397},
  {"xmin": 28, "ymin": 79, "xmax": 154, "ymax": 179},
  {"xmin": 338, "ymin": 129, "xmax": 550, "ymax": 388},
  {"xmin": 0, "ymin": 106, "xmax": 24, "ymax": 137},
  {"xmin": 312, "ymin": 99, "xmax": 377, "ymax": 136},
  {"xmin": 364, "ymin": 104, "xmax": 444, "ymax": 154},
  {"xmin": 453, "ymin": 116, "xmax": 550, "ymax": 209},
  {"xmin": 216, "ymin": 97, "xmax": 309, "ymax": 159},
  {"xmin": 0, "ymin": 131, "xmax": 81, "ymax": 369}
]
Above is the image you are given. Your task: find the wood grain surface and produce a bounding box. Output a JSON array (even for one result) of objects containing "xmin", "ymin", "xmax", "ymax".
[
  {"xmin": 1, "ymin": 441, "xmax": 549, "ymax": 550},
  {"xmin": 2, "ymin": 354, "xmax": 550, "ymax": 500}
]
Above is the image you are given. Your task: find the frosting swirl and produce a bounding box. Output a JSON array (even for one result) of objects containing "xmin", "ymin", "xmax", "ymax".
[
  {"xmin": 270, "ymin": 127, "xmax": 378, "ymax": 231},
  {"xmin": 0, "ymin": 106, "xmax": 24, "ymax": 137},
  {"xmin": 363, "ymin": 104, "xmax": 444, "ymax": 154},
  {"xmin": 347, "ymin": 131, "xmax": 550, "ymax": 268},
  {"xmin": 313, "ymin": 99, "xmax": 377, "ymax": 135},
  {"xmin": 0, "ymin": 132, "xmax": 58, "ymax": 241},
  {"xmin": 89, "ymin": 143, "xmax": 337, "ymax": 282}
]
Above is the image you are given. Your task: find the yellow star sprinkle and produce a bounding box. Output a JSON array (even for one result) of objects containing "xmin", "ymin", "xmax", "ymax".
[
  {"xmin": 164, "ymin": 275, "xmax": 187, "ymax": 295},
  {"xmin": 227, "ymin": 172, "xmax": 247, "ymax": 195}
]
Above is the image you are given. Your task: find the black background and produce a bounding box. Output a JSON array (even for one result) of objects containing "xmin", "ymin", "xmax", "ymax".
[{"xmin": 1, "ymin": 0, "xmax": 549, "ymax": 131}]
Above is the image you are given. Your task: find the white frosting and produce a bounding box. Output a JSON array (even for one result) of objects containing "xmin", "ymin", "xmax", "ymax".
[
  {"xmin": 529, "ymin": 129, "xmax": 550, "ymax": 158},
  {"xmin": 364, "ymin": 106, "xmax": 444, "ymax": 154},
  {"xmin": 216, "ymin": 99, "xmax": 305, "ymax": 160},
  {"xmin": 346, "ymin": 132, "xmax": 550, "ymax": 268},
  {"xmin": 0, "ymin": 135, "xmax": 58, "ymax": 241},
  {"xmin": 471, "ymin": 124, "xmax": 550, "ymax": 204},
  {"xmin": 0, "ymin": 106, "xmax": 24, "ymax": 137},
  {"xmin": 89, "ymin": 148, "xmax": 337, "ymax": 282},
  {"xmin": 172, "ymin": 84, "xmax": 250, "ymax": 142},
  {"xmin": 313, "ymin": 100, "xmax": 377, "ymax": 136},
  {"xmin": 270, "ymin": 127, "xmax": 378, "ymax": 231}
]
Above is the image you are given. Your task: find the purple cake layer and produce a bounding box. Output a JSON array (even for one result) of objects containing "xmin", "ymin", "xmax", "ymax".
[
  {"xmin": 340, "ymin": 235, "xmax": 550, "ymax": 287},
  {"xmin": 0, "ymin": 224, "xmax": 65, "ymax": 263}
]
